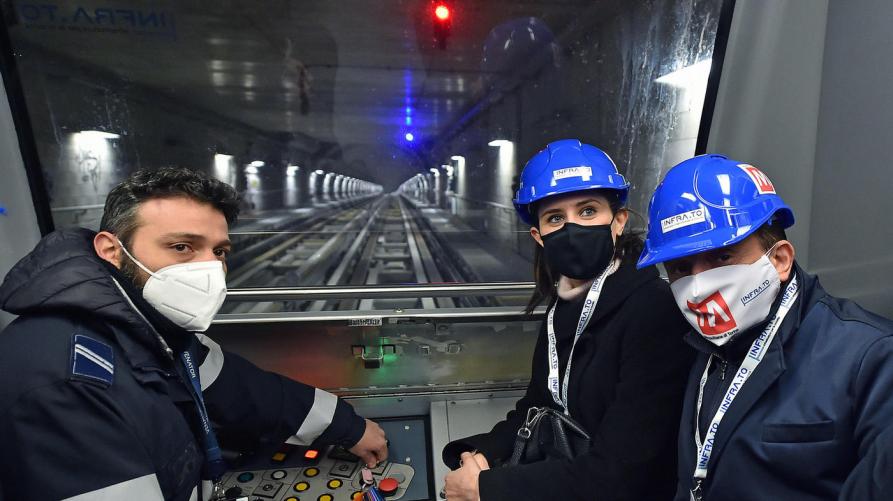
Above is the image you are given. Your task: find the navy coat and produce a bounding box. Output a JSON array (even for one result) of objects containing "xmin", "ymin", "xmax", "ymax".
[
  {"xmin": 675, "ymin": 264, "xmax": 893, "ymax": 500},
  {"xmin": 0, "ymin": 229, "xmax": 366, "ymax": 501}
]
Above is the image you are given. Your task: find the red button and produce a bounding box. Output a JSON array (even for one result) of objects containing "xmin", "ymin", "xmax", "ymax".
[
  {"xmin": 304, "ymin": 449, "xmax": 319, "ymax": 459},
  {"xmin": 378, "ymin": 478, "xmax": 399, "ymax": 495}
]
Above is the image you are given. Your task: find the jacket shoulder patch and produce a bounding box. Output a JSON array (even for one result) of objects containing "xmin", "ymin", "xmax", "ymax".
[{"xmin": 70, "ymin": 334, "xmax": 115, "ymax": 386}]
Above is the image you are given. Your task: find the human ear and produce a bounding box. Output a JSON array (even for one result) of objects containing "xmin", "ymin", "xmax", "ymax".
[
  {"xmin": 612, "ymin": 209, "xmax": 629, "ymax": 239},
  {"xmin": 94, "ymin": 231, "xmax": 122, "ymax": 268},
  {"xmin": 769, "ymin": 240, "xmax": 795, "ymax": 281},
  {"xmin": 530, "ymin": 226, "xmax": 544, "ymax": 247}
]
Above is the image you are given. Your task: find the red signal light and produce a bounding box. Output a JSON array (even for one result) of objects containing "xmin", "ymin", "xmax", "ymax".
[
  {"xmin": 432, "ymin": 3, "xmax": 452, "ymax": 49},
  {"xmin": 434, "ymin": 4, "xmax": 450, "ymax": 21}
]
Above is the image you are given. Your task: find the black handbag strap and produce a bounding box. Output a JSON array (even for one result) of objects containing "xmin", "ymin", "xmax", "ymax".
[{"xmin": 507, "ymin": 407, "xmax": 591, "ymax": 466}]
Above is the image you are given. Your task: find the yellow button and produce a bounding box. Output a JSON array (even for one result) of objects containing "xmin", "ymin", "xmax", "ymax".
[
  {"xmin": 304, "ymin": 467, "xmax": 320, "ymax": 478},
  {"xmin": 272, "ymin": 452, "xmax": 287, "ymax": 462},
  {"xmin": 317, "ymin": 495, "xmax": 333, "ymax": 501},
  {"xmin": 327, "ymin": 479, "xmax": 342, "ymax": 489},
  {"xmin": 285, "ymin": 498, "xmax": 299, "ymax": 501},
  {"xmin": 294, "ymin": 482, "xmax": 310, "ymax": 492},
  {"xmin": 351, "ymin": 492, "xmax": 364, "ymax": 501}
]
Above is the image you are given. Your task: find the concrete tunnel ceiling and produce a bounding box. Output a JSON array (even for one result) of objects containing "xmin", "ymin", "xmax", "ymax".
[{"xmin": 10, "ymin": 0, "xmax": 590, "ymax": 190}]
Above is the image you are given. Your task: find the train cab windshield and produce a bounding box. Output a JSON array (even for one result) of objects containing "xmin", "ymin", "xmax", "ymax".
[{"xmin": 3, "ymin": 0, "xmax": 726, "ymax": 315}]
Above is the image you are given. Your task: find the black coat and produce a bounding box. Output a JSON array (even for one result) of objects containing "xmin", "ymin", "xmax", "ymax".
[{"xmin": 443, "ymin": 262, "xmax": 694, "ymax": 501}]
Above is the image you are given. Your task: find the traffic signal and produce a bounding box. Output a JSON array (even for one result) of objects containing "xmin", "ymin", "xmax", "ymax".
[{"xmin": 433, "ymin": 3, "xmax": 451, "ymax": 50}]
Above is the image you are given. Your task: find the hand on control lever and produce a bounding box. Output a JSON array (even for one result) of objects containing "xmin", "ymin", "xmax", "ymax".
[
  {"xmin": 443, "ymin": 451, "xmax": 489, "ymax": 500},
  {"xmin": 349, "ymin": 419, "xmax": 389, "ymax": 468}
]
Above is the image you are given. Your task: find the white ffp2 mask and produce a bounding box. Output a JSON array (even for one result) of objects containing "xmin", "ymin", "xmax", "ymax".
[
  {"xmin": 670, "ymin": 252, "xmax": 781, "ymax": 346},
  {"xmin": 118, "ymin": 241, "xmax": 227, "ymax": 332}
]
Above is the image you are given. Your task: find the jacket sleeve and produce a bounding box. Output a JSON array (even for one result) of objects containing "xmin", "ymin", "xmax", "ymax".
[
  {"xmin": 195, "ymin": 334, "xmax": 366, "ymax": 451},
  {"xmin": 477, "ymin": 286, "xmax": 694, "ymax": 501},
  {"xmin": 0, "ymin": 381, "xmax": 166, "ymax": 501},
  {"xmin": 839, "ymin": 335, "xmax": 893, "ymax": 500},
  {"xmin": 442, "ymin": 322, "xmax": 553, "ymax": 470}
]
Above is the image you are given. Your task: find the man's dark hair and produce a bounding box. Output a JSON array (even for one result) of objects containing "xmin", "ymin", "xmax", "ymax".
[
  {"xmin": 754, "ymin": 215, "xmax": 789, "ymax": 251},
  {"xmin": 100, "ymin": 167, "xmax": 241, "ymax": 246}
]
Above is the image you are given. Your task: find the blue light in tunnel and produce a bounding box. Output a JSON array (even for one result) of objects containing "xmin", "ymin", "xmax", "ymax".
[{"xmin": 403, "ymin": 70, "xmax": 415, "ymax": 142}]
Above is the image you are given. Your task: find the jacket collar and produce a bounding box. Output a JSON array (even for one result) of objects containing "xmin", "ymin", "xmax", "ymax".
[
  {"xmin": 104, "ymin": 260, "xmax": 192, "ymax": 352},
  {"xmin": 556, "ymin": 259, "xmax": 660, "ymax": 327},
  {"xmin": 0, "ymin": 228, "xmax": 189, "ymax": 369}
]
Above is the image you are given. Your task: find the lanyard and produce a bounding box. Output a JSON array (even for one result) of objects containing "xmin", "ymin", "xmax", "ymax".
[
  {"xmin": 546, "ymin": 260, "xmax": 619, "ymax": 413},
  {"xmin": 180, "ymin": 351, "xmax": 227, "ymax": 484},
  {"xmin": 690, "ymin": 276, "xmax": 799, "ymax": 500}
]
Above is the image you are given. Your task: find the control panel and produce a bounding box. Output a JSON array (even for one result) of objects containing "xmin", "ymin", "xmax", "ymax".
[{"xmin": 220, "ymin": 417, "xmax": 431, "ymax": 501}]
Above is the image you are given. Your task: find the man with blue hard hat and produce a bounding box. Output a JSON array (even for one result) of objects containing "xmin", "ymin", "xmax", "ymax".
[{"xmin": 638, "ymin": 154, "xmax": 893, "ymax": 500}]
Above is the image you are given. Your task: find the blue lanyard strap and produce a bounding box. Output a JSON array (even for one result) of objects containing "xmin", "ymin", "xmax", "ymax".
[{"xmin": 180, "ymin": 351, "xmax": 227, "ymax": 482}]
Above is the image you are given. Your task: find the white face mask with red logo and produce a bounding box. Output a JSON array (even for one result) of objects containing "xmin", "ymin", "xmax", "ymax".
[{"xmin": 670, "ymin": 249, "xmax": 781, "ymax": 346}]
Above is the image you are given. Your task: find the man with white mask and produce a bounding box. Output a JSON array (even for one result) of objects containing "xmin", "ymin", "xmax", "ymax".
[
  {"xmin": 0, "ymin": 167, "xmax": 387, "ymax": 501},
  {"xmin": 638, "ymin": 154, "xmax": 893, "ymax": 501}
]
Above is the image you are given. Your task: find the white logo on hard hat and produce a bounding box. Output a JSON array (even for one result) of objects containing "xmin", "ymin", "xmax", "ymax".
[
  {"xmin": 551, "ymin": 166, "xmax": 592, "ymax": 185},
  {"xmin": 738, "ymin": 164, "xmax": 776, "ymax": 194},
  {"xmin": 661, "ymin": 208, "xmax": 706, "ymax": 233}
]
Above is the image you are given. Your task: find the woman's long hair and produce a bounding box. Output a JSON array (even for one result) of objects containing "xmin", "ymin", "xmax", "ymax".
[{"xmin": 524, "ymin": 190, "xmax": 645, "ymax": 314}]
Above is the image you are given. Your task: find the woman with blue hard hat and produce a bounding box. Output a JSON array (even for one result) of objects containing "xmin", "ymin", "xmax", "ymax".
[
  {"xmin": 442, "ymin": 139, "xmax": 693, "ymax": 501},
  {"xmin": 638, "ymin": 154, "xmax": 893, "ymax": 501}
]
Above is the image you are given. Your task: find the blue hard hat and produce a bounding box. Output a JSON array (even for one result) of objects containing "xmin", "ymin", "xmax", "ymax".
[
  {"xmin": 637, "ymin": 154, "xmax": 795, "ymax": 268},
  {"xmin": 513, "ymin": 139, "xmax": 630, "ymax": 225}
]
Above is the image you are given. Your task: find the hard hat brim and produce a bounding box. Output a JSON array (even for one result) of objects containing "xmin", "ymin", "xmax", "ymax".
[
  {"xmin": 515, "ymin": 184, "xmax": 630, "ymax": 226},
  {"xmin": 637, "ymin": 207, "xmax": 794, "ymax": 269}
]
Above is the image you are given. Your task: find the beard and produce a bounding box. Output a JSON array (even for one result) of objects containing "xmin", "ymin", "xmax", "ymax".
[{"xmin": 120, "ymin": 256, "xmax": 149, "ymax": 290}]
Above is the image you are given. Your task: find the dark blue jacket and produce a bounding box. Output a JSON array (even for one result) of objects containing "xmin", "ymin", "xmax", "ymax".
[
  {"xmin": 675, "ymin": 264, "xmax": 893, "ymax": 500},
  {"xmin": 0, "ymin": 229, "xmax": 366, "ymax": 501}
]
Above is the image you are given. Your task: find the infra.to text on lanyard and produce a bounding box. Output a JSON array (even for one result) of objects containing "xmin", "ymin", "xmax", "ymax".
[
  {"xmin": 546, "ymin": 259, "xmax": 619, "ymax": 414},
  {"xmin": 690, "ymin": 276, "xmax": 799, "ymax": 501}
]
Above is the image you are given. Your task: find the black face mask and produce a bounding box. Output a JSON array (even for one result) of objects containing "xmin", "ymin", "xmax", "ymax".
[{"xmin": 541, "ymin": 222, "xmax": 615, "ymax": 280}]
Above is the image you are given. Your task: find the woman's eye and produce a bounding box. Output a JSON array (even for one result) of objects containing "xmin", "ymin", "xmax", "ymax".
[
  {"xmin": 547, "ymin": 214, "xmax": 563, "ymax": 224},
  {"xmin": 580, "ymin": 207, "xmax": 596, "ymax": 216}
]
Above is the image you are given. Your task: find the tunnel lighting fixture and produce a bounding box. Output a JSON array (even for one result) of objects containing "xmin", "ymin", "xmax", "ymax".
[
  {"xmin": 488, "ymin": 139, "xmax": 512, "ymax": 147},
  {"xmin": 429, "ymin": 167, "xmax": 440, "ymax": 175},
  {"xmin": 656, "ymin": 59, "xmax": 712, "ymax": 88},
  {"xmin": 314, "ymin": 169, "xmax": 324, "ymax": 175},
  {"xmin": 450, "ymin": 155, "xmax": 464, "ymax": 161},
  {"xmin": 244, "ymin": 165, "xmax": 259, "ymax": 175},
  {"xmin": 405, "ymin": 132, "xmax": 415, "ymax": 142},
  {"xmin": 248, "ymin": 160, "xmax": 265, "ymax": 168},
  {"xmin": 286, "ymin": 165, "xmax": 299, "ymax": 176},
  {"xmin": 77, "ymin": 130, "xmax": 120, "ymax": 139}
]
